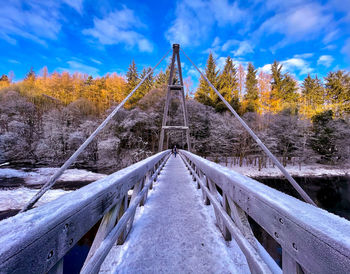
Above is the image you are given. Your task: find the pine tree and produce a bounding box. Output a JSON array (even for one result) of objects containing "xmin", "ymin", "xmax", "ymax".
[
  {"xmin": 126, "ymin": 60, "xmax": 139, "ymax": 94},
  {"xmin": 25, "ymin": 67, "xmax": 36, "ymax": 80},
  {"xmin": 244, "ymin": 63, "xmax": 259, "ymax": 112},
  {"xmin": 129, "ymin": 67, "xmax": 153, "ymax": 106},
  {"xmin": 324, "ymin": 70, "xmax": 350, "ymax": 116},
  {"xmin": 301, "ymin": 74, "xmax": 325, "ymax": 117},
  {"xmin": 310, "ymin": 110, "xmax": 337, "ymax": 162},
  {"xmin": 216, "ymin": 56, "xmax": 239, "ymax": 112},
  {"xmin": 154, "ymin": 70, "xmax": 167, "ymax": 88},
  {"xmin": 270, "ymin": 61, "xmax": 299, "ymax": 113},
  {"xmin": 0, "ymin": 74, "xmax": 10, "ymax": 89},
  {"xmin": 194, "ymin": 53, "xmax": 219, "ymax": 107},
  {"xmin": 271, "ymin": 60, "xmax": 283, "ymax": 100}
]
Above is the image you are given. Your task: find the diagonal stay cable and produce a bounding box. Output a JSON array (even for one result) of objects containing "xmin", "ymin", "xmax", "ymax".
[
  {"xmin": 20, "ymin": 49, "xmax": 171, "ymax": 213},
  {"xmin": 181, "ymin": 48, "xmax": 316, "ymax": 206}
]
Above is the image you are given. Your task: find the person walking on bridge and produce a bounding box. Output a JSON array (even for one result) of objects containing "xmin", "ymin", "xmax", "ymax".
[{"xmin": 173, "ymin": 145, "xmax": 177, "ymax": 157}]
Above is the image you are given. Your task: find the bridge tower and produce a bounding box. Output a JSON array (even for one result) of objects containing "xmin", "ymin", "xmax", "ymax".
[{"xmin": 158, "ymin": 44, "xmax": 191, "ymax": 152}]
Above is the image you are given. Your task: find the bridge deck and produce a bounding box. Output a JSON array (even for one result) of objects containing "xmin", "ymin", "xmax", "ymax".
[{"xmin": 100, "ymin": 155, "xmax": 250, "ymax": 273}]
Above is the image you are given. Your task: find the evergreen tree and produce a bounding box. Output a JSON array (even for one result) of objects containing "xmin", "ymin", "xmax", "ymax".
[
  {"xmin": 324, "ymin": 70, "xmax": 350, "ymax": 116},
  {"xmin": 310, "ymin": 110, "xmax": 337, "ymax": 162},
  {"xmin": 244, "ymin": 63, "xmax": 259, "ymax": 112},
  {"xmin": 270, "ymin": 61, "xmax": 299, "ymax": 113},
  {"xmin": 126, "ymin": 60, "xmax": 139, "ymax": 94},
  {"xmin": 301, "ymin": 74, "xmax": 324, "ymax": 116},
  {"xmin": 270, "ymin": 60, "xmax": 283, "ymax": 99},
  {"xmin": 154, "ymin": 70, "xmax": 167, "ymax": 88},
  {"xmin": 130, "ymin": 67, "xmax": 153, "ymax": 106},
  {"xmin": 216, "ymin": 56, "xmax": 239, "ymax": 112},
  {"xmin": 0, "ymin": 74, "xmax": 9, "ymax": 83},
  {"xmin": 194, "ymin": 53, "xmax": 218, "ymax": 107},
  {"xmin": 25, "ymin": 67, "xmax": 36, "ymax": 80}
]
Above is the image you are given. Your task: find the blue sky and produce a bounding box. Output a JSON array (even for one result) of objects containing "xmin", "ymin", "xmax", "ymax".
[{"xmin": 1, "ymin": 0, "xmax": 350, "ymax": 88}]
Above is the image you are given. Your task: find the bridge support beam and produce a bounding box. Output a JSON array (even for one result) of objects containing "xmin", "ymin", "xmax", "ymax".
[{"xmin": 159, "ymin": 44, "xmax": 191, "ymax": 152}]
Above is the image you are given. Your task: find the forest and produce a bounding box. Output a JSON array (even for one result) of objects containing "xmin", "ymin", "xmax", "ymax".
[{"xmin": 0, "ymin": 54, "xmax": 349, "ymax": 173}]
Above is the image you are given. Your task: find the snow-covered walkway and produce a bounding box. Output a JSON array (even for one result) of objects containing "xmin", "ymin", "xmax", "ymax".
[{"xmin": 100, "ymin": 155, "xmax": 249, "ymax": 273}]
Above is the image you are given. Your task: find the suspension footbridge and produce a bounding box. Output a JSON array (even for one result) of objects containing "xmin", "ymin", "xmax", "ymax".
[{"xmin": 0, "ymin": 44, "xmax": 349, "ymax": 274}]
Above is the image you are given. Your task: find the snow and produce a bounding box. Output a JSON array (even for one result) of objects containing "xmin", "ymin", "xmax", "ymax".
[
  {"xmin": 100, "ymin": 155, "xmax": 250, "ymax": 273},
  {"xmin": 0, "ymin": 168, "xmax": 27, "ymax": 178},
  {"xmin": 0, "ymin": 167, "xmax": 107, "ymax": 186},
  {"xmin": 0, "ymin": 187, "xmax": 71, "ymax": 211},
  {"xmin": 220, "ymin": 162, "xmax": 350, "ymax": 178},
  {"xmin": 181, "ymin": 151, "xmax": 350, "ymax": 255}
]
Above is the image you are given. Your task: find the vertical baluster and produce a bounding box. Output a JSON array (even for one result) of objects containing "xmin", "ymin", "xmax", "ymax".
[
  {"xmin": 83, "ymin": 200, "xmax": 122, "ymax": 268},
  {"xmin": 202, "ymin": 175, "xmax": 210, "ymax": 205},
  {"xmin": 117, "ymin": 195, "xmax": 129, "ymax": 245},
  {"xmin": 48, "ymin": 258, "xmax": 63, "ymax": 274},
  {"xmin": 222, "ymin": 193, "xmax": 232, "ymax": 241},
  {"xmin": 282, "ymin": 249, "xmax": 304, "ymax": 274}
]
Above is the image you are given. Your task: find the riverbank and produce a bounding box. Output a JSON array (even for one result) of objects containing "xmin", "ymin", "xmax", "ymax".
[
  {"xmin": 0, "ymin": 167, "xmax": 107, "ymax": 220},
  {"xmin": 223, "ymin": 162, "xmax": 350, "ymax": 178}
]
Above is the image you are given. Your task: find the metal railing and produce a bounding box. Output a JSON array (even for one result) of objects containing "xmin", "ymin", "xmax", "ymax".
[
  {"xmin": 0, "ymin": 150, "xmax": 170, "ymax": 273},
  {"xmin": 180, "ymin": 150, "xmax": 350, "ymax": 274}
]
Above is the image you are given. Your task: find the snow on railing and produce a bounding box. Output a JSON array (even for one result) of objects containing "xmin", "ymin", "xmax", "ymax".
[
  {"xmin": 180, "ymin": 150, "xmax": 350, "ymax": 274},
  {"xmin": 0, "ymin": 150, "xmax": 170, "ymax": 273}
]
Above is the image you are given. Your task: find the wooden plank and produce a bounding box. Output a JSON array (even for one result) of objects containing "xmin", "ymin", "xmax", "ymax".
[
  {"xmin": 0, "ymin": 151, "xmax": 169, "ymax": 273},
  {"xmin": 180, "ymin": 150, "xmax": 350, "ymax": 273},
  {"xmin": 83, "ymin": 200, "xmax": 122, "ymax": 268},
  {"xmin": 48, "ymin": 258, "xmax": 63, "ymax": 274},
  {"xmin": 282, "ymin": 249, "xmax": 303, "ymax": 274}
]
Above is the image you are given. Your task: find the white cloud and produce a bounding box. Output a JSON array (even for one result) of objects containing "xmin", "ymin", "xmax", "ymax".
[
  {"xmin": 0, "ymin": 1, "xmax": 63, "ymax": 45},
  {"xmin": 259, "ymin": 64, "xmax": 272, "ymax": 74},
  {"xmin": 317, "ymin": 55, "xmax": 334, "ymax": 67},
  {"xmin": 281, "ymin": 58, "xmax": 313, "ymax": 75},
  {"xmin": 83, "ymin": 7, "xmax": 153, "ymax": 52},
  {"xmin": 221, "ymin": 39, "xmax": 239, "ymax": 51},
  {"xmin": 62, "ymin": 0, "xmax": 84, "ymax": 14},
  {"xmin": 233, "ymin": 41, "xmax": 254, "ymax": 56},
  {"xmin": 165, "ymin": 0, "xmax": 246, "ymax": 46},
  {"xmin": 57, "ymin": 61, "xmax": 99, "ymax": 77},
  {"xmin": 255, "ymin": 3, "xmax": 333, "ymax": 45},
  {"xmin": 8, "ymin": 59, "xmax": 21, "ymax": 64},
  {"xmin": 293, "ymin": 53, "xmax": 313, "ymax": 59},
  {"xmin": 90, "ymin": 58, "xmax": 102, "ymax": 65},
  {"xmin": 341, "ymin": 38, "xmax": 350, "ymax": 58}
]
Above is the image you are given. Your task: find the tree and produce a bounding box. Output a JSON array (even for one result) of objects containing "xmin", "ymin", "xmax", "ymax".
[
  {"xmin": 270, "ymin": 61, "xmax": 299, "ymax": 114},
  {"xmin": 217, "ymin": 56, "xmax": 240, "ymax": 112},
  {"xmin": 0, "ymin": 74, "xmax": 10, "ymax": 89},
  {"xmin": 131, "ymin": 67, "xmax": 153, "ymax": 106},
  {"xmin": 244, "ymin": 63, "xmax": 259, "ymax": 112},
  {"xmin": 258, "ymin": 71, "xmax": 272, "ymax": 114},
  {"xmin": 194, "ymin": 53, "xmax": 219, "ymax": 107},
  {"xmin": 310, "ymin": 110, "xmax": 337, "ymax": 163},
  {"xmin": 324, "ymin": 70, "xmax": 350, "ymax": 116},
  {"xmin": 154, "ymin": 70, "xmax": 167, "ymax": 88},
  {"xmin": 126, "ymin": 60, "xmax": 139, "ymax": 94},
  {"xmin": 25, "ymin": 67, "xmax": 36, "ymax": 80},
  {"xmin": 301, "ymin": 74, "xmax": 325, "ymax": 117},
  {"xmin": 238, "ymin": 64, "xmax": 245, "ymax": 101}
]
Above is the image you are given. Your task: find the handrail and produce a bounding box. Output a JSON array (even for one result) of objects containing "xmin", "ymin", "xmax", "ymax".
[
  {"xmin": 180, "ymin": 48, "xmax": 316, "ymax": 206},
  {"xmin": 20, "ymin": 49, "xmax": 171, "ymax": 213},
  {"xmin": 0, "ymin": 150, "xmax": 170, "ymax": 273},
  {"xmin": 180, "ymin": 150, "xmax": 350, "ymax": 274}
]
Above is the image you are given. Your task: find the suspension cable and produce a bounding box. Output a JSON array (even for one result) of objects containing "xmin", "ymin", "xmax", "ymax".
[
  {"xmin": 181, "ymin": 48, "xmax": 316, "ymax": 206},
  {"xmin": 20, "ymin": 49, "xmax": 171, "ymax": 213}
]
